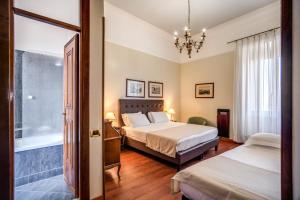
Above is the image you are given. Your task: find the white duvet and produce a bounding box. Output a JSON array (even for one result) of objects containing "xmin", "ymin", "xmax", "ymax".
[
  {"xmin": 172, "ymin": 144, "xmax": 281, "ymax": 200},
  {"xmin": 123, "ymin": 122, "xmax": 218, "ymax": 158}
]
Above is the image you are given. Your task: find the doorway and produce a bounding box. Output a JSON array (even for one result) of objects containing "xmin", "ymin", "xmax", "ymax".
[
  {"xmin": 0, "ymin": 0, "xmax": 90, "ymax": 199},
  {"xmin": 13, "ymin": 15, "xmax": 79, "ymax": 199}
]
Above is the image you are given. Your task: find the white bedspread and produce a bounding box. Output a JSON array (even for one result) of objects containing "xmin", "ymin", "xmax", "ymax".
[
  {"xmin": 171, "ymin": 145, "xmax": 280, "ymax": 200},
  {"xmin": 123, "ymin": 122, "xmax": 218, "ymax": 158}
]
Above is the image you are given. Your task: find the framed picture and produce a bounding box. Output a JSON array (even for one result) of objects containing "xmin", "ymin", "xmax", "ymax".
[
  {"xmin": 195, "ymin": 83, "xmax": 214, "ymax": 98},
  {"xmin": 126, "ymin": 79, "xmax": 145, "ymax": 98},
  {"xmin": 148, "ymin": 81, "xmax": 163, "ymax": 98}
]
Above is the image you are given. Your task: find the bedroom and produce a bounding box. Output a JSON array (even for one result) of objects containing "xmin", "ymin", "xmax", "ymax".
[
  {"xmin": 103, "ymin": 0, "xmax": 285, "ymax": 199},
  {"xmin": 0, "ymin": 0, "xmax": 298, "ymax": 200}
]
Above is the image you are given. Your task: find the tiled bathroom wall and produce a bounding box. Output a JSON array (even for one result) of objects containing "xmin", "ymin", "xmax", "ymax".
[{"xmin": 15, "ymin": 144, "xmax": 63, "ymax": 187}]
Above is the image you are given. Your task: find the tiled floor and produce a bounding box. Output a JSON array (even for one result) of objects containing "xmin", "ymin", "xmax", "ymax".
[{"xmin": 15, "ymin": 175, "xmax": 75, "ymax": 200}]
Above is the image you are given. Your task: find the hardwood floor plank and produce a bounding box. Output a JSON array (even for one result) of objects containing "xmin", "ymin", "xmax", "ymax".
[{"xmin": 105, "ymin": 139, "xmax": 240, "ymax": 200}]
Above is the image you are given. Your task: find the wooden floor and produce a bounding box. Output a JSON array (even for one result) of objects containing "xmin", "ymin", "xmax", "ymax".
[{"xmin": 105, "ymin": 139, "xmax": 240, "ymax": 200}]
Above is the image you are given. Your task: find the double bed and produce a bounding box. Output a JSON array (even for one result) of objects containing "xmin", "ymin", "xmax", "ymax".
[
  {"xmin": 119, "ymin": 99, "xmax": 219, "ymax": 170},
  {"xmin": 172, "ymin": 133, "xmax": 281, "ymax": 200}
]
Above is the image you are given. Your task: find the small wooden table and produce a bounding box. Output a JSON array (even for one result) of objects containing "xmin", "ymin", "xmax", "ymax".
[{"xmin": 104, "ymin": 121, "xmax": 121, "ymax": 178}]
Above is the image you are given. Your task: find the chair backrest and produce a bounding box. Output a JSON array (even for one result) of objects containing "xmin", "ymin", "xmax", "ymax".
[{"xmin": 187, "ymin": 117, "xmax": 208, "ymax": 125}]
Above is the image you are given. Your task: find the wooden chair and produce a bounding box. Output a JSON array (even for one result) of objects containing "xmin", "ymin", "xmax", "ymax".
[{"xmin": 187, "ymin": 116, "xmax": 208, "ymax": 126}]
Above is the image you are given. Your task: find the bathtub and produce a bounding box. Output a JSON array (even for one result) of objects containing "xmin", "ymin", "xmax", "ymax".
[
  {"xmin": 15, "ymin": 133, "xmax": 63, "ymax": 152},
  {"xmin": 14, "ymin": 133, "xmax": 64, "ymax": 187}
]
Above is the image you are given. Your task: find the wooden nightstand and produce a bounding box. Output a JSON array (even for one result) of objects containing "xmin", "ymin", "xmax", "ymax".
[
  {"xmin": 104, "ymin": 121, "xmax": 121, "ymax": 178},
  {"xmin": 114, "ymin": 126, "xmax": 126, "ymax": 150}
]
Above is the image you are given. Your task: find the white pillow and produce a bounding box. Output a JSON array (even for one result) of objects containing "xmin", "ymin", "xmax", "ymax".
[
  {"xmin": 245, "ymin": 133, "xmax": 281, "ymax": 148},
  {"xmin": 148, "ymin": 112, "xmax": 169, "ymax": 123},
  {"xmin": 147, "ymin": 112, "xmax": 154, "ymax": 123},
  {"xmin": 126, "ymin": 113, "xmax": 150, "ymax": 127},
  {"xmin": 121, "ymin": 112, "xmax": 141, "ymax": 126}
]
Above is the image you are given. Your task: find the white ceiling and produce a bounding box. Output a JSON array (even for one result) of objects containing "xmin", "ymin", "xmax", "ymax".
[{"xmin": 105, "ymin": 0, "xmax": 277, "ymax": 35}]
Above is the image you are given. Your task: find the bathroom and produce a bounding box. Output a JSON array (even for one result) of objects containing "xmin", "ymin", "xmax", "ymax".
[
  {"xmin": 14, "ymin": 50, "xmax": 64, "ymax": 187},
  {"xmin": 13, "ymin": 14, "xmax": 77, "ymax": 199}
]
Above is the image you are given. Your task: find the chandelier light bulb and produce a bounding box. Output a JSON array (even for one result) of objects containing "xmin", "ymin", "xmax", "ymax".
[{"xmin": 173, "ymin": 0, "xmax": 207, "ymax": 58}]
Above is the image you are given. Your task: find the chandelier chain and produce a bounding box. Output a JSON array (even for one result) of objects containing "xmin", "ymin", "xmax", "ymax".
[
  {"xmin": 173, "ymin": 0, "xmax": 206, "ymax": 58},
  {"xmin": 188, "ymin": 0, "xmax": 191, "ymax": 28}
]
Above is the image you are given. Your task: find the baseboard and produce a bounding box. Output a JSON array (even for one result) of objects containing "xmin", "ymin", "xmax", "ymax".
[
  {"xmin": 219, "ymin": 137, "xmax": 232, "ymax": 142},
  {"xmin": 91, "ymin": 195, "xmax": 103, "ymax": 200},
  {"xmin": 220, "ymin": 137, "xmax": 243, "ymax": 144}
]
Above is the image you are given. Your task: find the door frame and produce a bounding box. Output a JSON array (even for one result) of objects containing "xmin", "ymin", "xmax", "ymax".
[
  {"xmin": 281, "ymin": 0, "xmax": 293, "ymax": 199},
  {"xmin": 0, "ymin": 0, "xmax": 90, "ymax": 199}
]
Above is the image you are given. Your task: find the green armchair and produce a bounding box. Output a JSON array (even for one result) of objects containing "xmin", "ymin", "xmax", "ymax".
[{"xmin": 187, "ymin": 117, "xmax": 208, "ymax": 126}]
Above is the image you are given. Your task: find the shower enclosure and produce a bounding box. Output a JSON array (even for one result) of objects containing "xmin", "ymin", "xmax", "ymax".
[{"xmin": 14, "ymin": 50, "xmax": 64, "ymax": 186}]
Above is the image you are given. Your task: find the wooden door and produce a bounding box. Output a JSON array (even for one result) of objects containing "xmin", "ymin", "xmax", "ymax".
[{"xmin": 63, "ymin": 34, "xmax": 79, "ymax": 196}]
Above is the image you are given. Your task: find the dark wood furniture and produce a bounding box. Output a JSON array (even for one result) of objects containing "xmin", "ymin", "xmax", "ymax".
[
  {"xmin": 217, "ymin": 109, "xmax": 230, "ymax": 138},
  {"xmin": 119, "ymin": 99, "xmax": 219, "ymax": 171},
  {"xmin": 113, "ymin": 127, "xmax": 126, "ymax": 149},
  {"xmin": 104, "ymin": 121, "xmax": 121, "ymax": 177}
]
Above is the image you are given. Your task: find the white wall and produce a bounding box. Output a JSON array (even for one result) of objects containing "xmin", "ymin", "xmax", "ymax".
[
  {"xmin": 89, "ymin": 0, "xmax": 104, "ymax": 199},
  {"xmin": 104, "ymin": 1, "xmax": 179, "ymax": 63},
  {"xmin": 15, "ymin": 15, "xmax": 75, "ymax": 57},
  {"xmin": 180, "ymin": 1, "xmax": 281, "ymax": 63},
  {"xmin": 15, "ymin": 0, "xmax": 80, "ymax": 26},
  {"xmin": 293, "ymin": 0, "xmax": 300, "ymax": 199}
]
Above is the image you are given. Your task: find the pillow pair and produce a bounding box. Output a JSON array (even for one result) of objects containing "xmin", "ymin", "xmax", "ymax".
[
  {"xmin": 148, "ymin": 112, "xmax": 169, "ymax": 123},
  {"xmin": 122, "ymin": 112, "xmax": 150, "ymax": 128}
]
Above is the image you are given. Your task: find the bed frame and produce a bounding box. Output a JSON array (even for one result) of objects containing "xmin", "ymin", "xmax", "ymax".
[{"xmin": 119, "ymin": 99, "xmax": 219, "ymax": 171}]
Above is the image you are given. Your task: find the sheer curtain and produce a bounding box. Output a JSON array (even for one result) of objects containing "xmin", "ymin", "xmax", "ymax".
[{"xmin": 233, "ymin": 29, "xmax": 281, "ymax": 143}]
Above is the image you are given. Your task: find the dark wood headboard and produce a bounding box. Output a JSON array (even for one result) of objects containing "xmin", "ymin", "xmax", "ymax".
[{"xmin": 119, "ymin": 99, "xmax": 164, "ymax": 126}]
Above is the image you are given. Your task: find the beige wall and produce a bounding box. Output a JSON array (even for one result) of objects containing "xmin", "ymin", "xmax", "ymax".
[
  {"xmin": 293, "ymin": 0, "xmax": 300, "ymax": 198},
  {"xmin": 104, "ymin": 42, "xmax": 181, "ymax": 125},
  {"xmin": 89, "ymin": 0, "xmax": 104, "ymax": 198},
  {"xmin": 180, "ymin": 52, "xmax": 234, "ymax": 137}
]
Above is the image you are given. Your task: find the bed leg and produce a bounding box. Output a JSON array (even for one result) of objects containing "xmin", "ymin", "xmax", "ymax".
[
  {"xmin": 182, "ymin": 194, "xmax": 190, "ymax": 200},
  {"xmin": 215, "ymin": 144, "xmax": 219, "ymax": 151},
  {"xmin": 177, "ymin": 164, "xmax": 181, "ymax": 172},
  {"xmin": 199, "ymin": 154, "xmax": 204, "ymax": 160}
]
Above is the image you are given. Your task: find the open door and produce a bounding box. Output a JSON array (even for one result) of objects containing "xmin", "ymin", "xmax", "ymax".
[{"xmin": 63, "ymin": 34, "xmax": 79, "ymax": 196}]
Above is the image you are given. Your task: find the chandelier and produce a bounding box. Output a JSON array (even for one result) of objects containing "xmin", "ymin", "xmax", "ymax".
[{"xmin": 173, "ymin": 0, "xmax": 206, "ymax": 58}]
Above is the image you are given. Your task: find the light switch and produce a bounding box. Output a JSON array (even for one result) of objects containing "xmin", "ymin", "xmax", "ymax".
[{"xmin": 90, "ymin": 130, "xmax": 101, "ymax": 137}]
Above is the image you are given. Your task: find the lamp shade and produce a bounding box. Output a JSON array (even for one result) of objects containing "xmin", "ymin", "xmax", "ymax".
[
  {"xmin": 105, "ymin": 112, "xmax": 116, "ymax": 121},
  {"xmin": 168, "ymin": 108, "xmax": 175, "ymax": 114}
]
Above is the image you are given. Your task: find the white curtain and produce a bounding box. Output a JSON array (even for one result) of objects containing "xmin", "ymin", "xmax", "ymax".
[{"xmin": 233, "ymin": 29, "xmax": 281, "ymax": 143}]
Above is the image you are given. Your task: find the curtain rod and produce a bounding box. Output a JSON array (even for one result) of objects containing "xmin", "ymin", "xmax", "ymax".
[{"xmin": 227, "ymin": 27, "xmax": 280, "ymax": 44}]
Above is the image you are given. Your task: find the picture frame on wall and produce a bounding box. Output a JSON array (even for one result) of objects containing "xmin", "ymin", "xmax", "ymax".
[
  {"xmin": 126, "ymin": 79, "xmax": 145, "ymax": 98},
  {"xmin": 195, "ymin": 83, "xmax": 214, "ymax": 98},
  {"xmin": 148, "ymin": 81, "xmax": 163, "ymax": 98}
]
